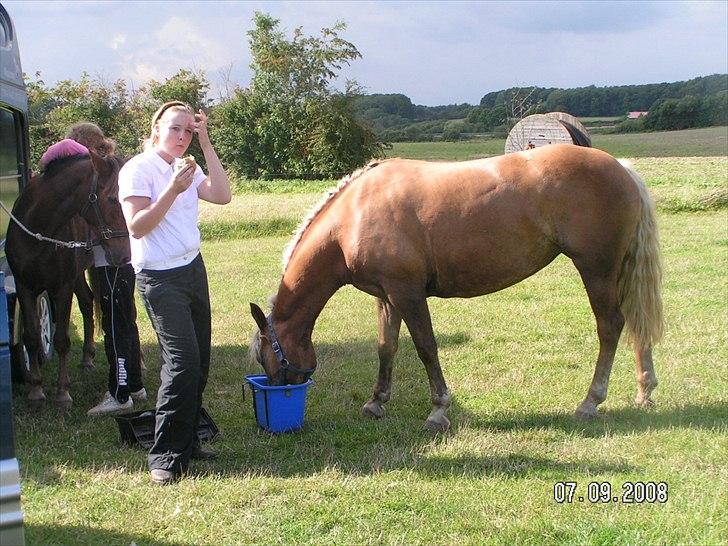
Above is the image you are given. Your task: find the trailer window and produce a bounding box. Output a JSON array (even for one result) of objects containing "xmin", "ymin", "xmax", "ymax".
[{"xmin": 0, "ymin": 107, "xmax": 21, "ymax": 242}]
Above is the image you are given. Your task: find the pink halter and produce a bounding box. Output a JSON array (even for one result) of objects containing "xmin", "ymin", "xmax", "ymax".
[{"xmin": 39, "ymin": 139, "xmax": 89, "ymax": 168}]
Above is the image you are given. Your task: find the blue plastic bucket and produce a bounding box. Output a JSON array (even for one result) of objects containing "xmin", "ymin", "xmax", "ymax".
[{"xmin": 244, "ymin": 374, "xmax": 313, "ymax": 433}]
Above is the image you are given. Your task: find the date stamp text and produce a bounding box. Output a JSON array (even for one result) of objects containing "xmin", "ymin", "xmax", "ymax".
[{"xmin": 553, "ymin": 481, "xmax": 668, "ymax": 504}]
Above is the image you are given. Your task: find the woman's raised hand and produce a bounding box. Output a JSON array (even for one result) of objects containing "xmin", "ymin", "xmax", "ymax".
[{"xmin": 195, "ymin": 109, "xmax": 210, "ymax": 146}]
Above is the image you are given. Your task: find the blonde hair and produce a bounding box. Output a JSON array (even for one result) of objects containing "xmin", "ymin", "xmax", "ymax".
[
  {"xmin": 66, "ymin": 122, "xmax": 116, "ymax": 155},
  {"xmin": 143, "ymin": 101, "xmax": 196, "ymax": 152}
]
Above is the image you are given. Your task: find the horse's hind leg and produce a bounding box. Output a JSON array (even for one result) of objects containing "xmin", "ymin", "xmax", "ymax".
[
  {"xmin": 50, "ymin": 287, "xmax": 75, "ymax": 406},
  {"xmin": 362, "ymin": 298, "xmax": 402, "ymax": 419},
  {"xmin": 575, "ymin": 272, "xmax": 624, "ymax": 419},
  {"xmin": 388, "ymin": 291, "xmax": 451, "ymax": 432},
  {"xmin": 74, "ymin": 274, "xmax": 96, "ymax": 371},
  {"xmin": 634, "ymin": 348, "xmax": 658, "ymax": 407}
]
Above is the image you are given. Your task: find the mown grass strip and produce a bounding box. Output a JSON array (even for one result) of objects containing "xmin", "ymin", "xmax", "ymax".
[
  {"xmin": 199, "ymin": 217, "xmax": 298, "ymax": 240},
  {"xmin": 232, "ymin": 178, "xmax": 334, "ymax": 195}
]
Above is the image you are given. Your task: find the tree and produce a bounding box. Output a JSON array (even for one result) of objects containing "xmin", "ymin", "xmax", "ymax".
[
  {"xmin": 25, "ymin": 70, "xmax": 212, "ymax": 170},
  {"xmin": 210, "ymin": 12, "xmax": 382, "ymax": 178},
  {"xmin": 25, "ymin": 72, "xmax": 133, "ymax": 169}
]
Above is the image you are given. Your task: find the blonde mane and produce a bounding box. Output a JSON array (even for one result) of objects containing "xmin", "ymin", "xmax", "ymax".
[{"xmin": 282, "ymin": 160, "xmax": 385, "ymax": 272}]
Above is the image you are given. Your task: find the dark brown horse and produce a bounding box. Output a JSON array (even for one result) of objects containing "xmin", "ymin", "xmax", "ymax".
[
  {"xmin": 6, "ymin": 151, "xmax": 129, "ymax": 405},
  {"xmin": 250, "ymin": 145, "xmax": 664, "ymax": 431}
]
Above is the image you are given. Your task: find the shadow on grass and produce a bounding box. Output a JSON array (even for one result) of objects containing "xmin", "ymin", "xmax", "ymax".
[
  {"xmin": 10, "ymin": 335, "xmax": 725, "ymax": 483},
  {"xmin": 466, "ymin": 401, "xmax": 728, "ymax": 437},
  {"xmin": 25, "ymin": 524, "xmax": 180, "ymax": 546}
]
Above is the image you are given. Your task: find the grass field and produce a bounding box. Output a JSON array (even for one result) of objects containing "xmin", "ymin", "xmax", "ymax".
[{"xmin": 10, "ymin": 129, "xmax": 728, "ymax": 545}]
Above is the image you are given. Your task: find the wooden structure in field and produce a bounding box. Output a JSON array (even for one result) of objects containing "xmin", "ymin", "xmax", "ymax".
[{"xmin": 505, "ymin": 112, "xmax": 591, "ymax": 154}]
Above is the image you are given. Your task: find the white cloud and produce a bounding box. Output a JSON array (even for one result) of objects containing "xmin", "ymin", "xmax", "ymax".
[
  {"xmin": 155, "ymin": 16, "xmax": 230, "ymax": 69},
  {"xmin": 110, "ymin": 34, "xmax": 126, "ymax": 50},
  {"xmin": 124, "ymin": 62, "xmax": 164, "ymax": 86},
  {"xmin": 119, "ymin": 16, "xmax": 236, "ymax": 88}
]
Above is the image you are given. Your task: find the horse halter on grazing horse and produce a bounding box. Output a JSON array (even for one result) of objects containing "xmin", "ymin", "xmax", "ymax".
[{"xmin": 265, "ymin": 314, "xmax": 317, "ymax": 384}]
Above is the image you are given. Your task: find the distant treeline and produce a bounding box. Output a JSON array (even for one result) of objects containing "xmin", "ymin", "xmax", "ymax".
[
  {"xmin": 353, "ymin": 74, "xmax": 728, "ymax": 141},
  {"xmin": 352, "ymin": 94, "xmax": 474, "ymax": 142}
]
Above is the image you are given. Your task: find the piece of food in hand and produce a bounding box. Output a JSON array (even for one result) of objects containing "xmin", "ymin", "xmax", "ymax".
[{"xmin": 174, "ymin": 155, "xmax": 196, "ymax": 172}]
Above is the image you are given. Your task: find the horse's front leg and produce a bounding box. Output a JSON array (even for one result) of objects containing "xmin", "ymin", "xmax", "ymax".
[
  {"xmin": 74, "ymin": 274, "xmax": 96, "ymax": 371},
  {"xmin": 390, "ymin": 292, "xmax": 451, "ymax": 432},
  {"xmin": 362, "ymin": 298, "xmax": 402, "ymax": 419},
  {"xmin": 18, "ymin": 288, "xmax": 45, "ymax": 404},
  {"xmin": 50, "ymin": 289, "xmax": 74, "ymax": 407}
]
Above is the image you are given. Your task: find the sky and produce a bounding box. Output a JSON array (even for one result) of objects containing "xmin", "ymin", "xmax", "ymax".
[{"xmin": 4, "ymin": 0, "xmax": 728, "ymax": 106}]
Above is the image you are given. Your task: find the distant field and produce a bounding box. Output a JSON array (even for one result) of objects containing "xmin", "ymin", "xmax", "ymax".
[
  {"xmin": 579, "ymin": 116, "xmax": 622, "ymax": 123},
  {"xmin": 386, "ymin": 138, "xmax": 506, "ymax": 161},
  {"xmin": 387, "ymin": 126, "xmax": 728, "ymax": 160},
  {"xmin": 200, "ymin": 156, "xmax": 727, "ymax": 241},
  {"xmin": 594, "ymin": 126, "xmax": 728, "ymax": 157}
]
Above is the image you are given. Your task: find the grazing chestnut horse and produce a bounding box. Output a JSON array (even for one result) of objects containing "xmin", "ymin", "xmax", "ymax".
[
  {"xmin": 250, "ymin": 145, "xmax": 663, "ymax": 431},
  {"xmin": 6, "ymin": 152, "xmax": 129, "ymax": 405}
]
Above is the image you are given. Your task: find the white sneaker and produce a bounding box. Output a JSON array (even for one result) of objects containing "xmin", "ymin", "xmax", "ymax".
[
  {"xmin": 87, "ymin": 392, "xmax": 132, "ymax": 416},
  {"xmin": 130, "ymin": 387, "xmax": 147, "ymax": 402}
]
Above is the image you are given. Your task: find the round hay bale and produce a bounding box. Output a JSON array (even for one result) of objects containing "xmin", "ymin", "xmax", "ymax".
[{"xmin": 505, "ymin": 113, "xmax": 592, "ymax": 153}]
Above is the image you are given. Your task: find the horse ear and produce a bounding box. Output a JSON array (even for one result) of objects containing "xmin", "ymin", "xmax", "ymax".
[
  {"xmin": 89, "ymin": 149, "xmax": 109, "ymax": 175},
  {"xmin": 250, "ymin": 303, "xmax": 268, "ymax": 333}
]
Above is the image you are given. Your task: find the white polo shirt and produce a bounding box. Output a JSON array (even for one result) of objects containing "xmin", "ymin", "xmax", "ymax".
[{"xmin": 118, "ymin": 150, "xmax": 207, "ymax": 272}]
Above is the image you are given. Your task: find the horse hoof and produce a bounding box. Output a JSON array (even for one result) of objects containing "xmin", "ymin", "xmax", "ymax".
[
  {"xmin": 574, "ymin": 406, "xmax": 600, "ymax": 420},
  {"xmin": 361, "ymin": 401, "xmax": 385, "ymax": 419},
  {"xmin": 424, "ymin": 415, "xmax": 450, "ymax": 433},
  {"xmin": 81, "ymin": 360, "xmax": 95, "ymax": 371},
  {"xmin": 51, "ymin": 392, "xmax": 73, "ymax": 407},
  {"xmin": 28, "ymin": 394, "xmax": 46, "ymax": 410},
  {"xmin": 28, "ymin": 388, "xmax": 46, "ymax": 403},
  {"xmin": 635, "ymin": 396, "xmax": 655, "ymax": 409}
]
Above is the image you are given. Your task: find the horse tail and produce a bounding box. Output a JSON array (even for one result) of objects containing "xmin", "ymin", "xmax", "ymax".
[
  {"xmin": 87, "ymin": 269, "xmax": 103, "ymax": 334},
  {"xmin": 616, "ymin": 159, "xmax": 664, "ymax": 351}
]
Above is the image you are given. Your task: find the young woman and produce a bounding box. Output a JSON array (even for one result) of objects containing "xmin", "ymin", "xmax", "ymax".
[{"xmin": 118, "ymin": 101, "xmax": 231, "ymax": 485}]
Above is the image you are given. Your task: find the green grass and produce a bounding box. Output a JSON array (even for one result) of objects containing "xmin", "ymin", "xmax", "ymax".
[
  {"xmin": 12, "ymin": 200, "xmax": 727, "ymax": 544},
  {"xmin": 387, "ymin": 126, "xmax": 728, "ymax": 160},
  {"xmin": 231, "ymin": 177, "xmax": 334, "ymax": 195},
  {"xmin": 199, "ymin": 217, "xmax": 298, "ymax": 240},
  {"xmin": 578, "ymin": 116, "xmax": 622, "ymax": 123},
  {"xmin": 629, "ymin": 157, "xmax": 728, "ymax": 212},
  {"xmin": 386, "ymin": 138, "xmax": 507, "ymax": 161},
  {"xmin": 593, "ymin": 126, "xmax": 728, "ymax": 157}
]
